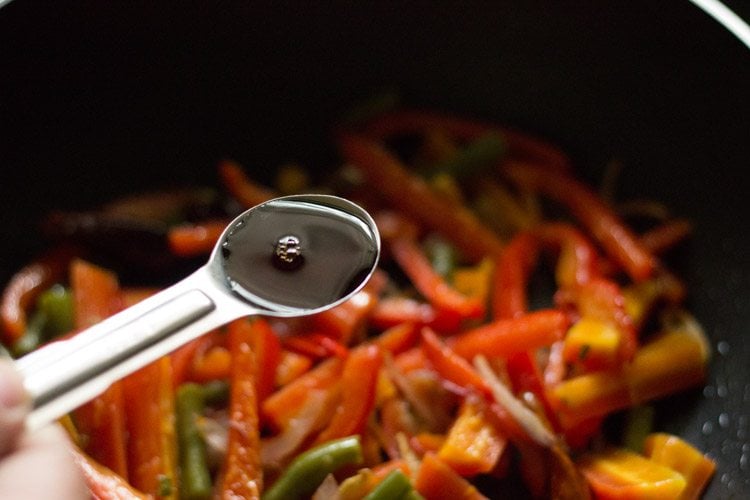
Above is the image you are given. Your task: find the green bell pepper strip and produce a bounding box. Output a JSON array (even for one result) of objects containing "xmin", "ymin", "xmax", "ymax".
[
  {"xmin": 176, "ymin": 383, "xmax": 212, "ymax": 500},
  {"xmin": 262, "ymin": 436, "xmax": 364, "ymax": 500}
]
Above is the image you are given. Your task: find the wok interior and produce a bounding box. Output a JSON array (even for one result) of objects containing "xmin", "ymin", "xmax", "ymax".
[{"xmin": 2, "ymin": 2, "xmax": 749, "ymax": 497}]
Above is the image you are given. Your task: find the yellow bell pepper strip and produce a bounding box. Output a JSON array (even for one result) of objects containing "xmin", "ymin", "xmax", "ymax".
[
  {"xmin": 122, "ymin": 356, "xmax": 177, "ymax": 499},
  {"xmin": 577, "ymin": 447, "xmax": 687, "ymax": 500},
  {"xmin": 643, "ymin": 433, "xmax": 715, "ymax": 500},
  {"xmin": 362, "ymin": 109, "xmax": 571, "ymax": 172},
  {"xmin": 167, "ymin": 220, "xmax": 227, "ymax": 257},
  {"xmin": 622, "ymin": 271, "xmax": 686, "ymax": 331},
  {"xmin": 71, "ymin": 447, "xmax": 150, "ymax": 500},
  {"xmin": 437, "ymin": 396, "xmax": 507, "ymax": 477},
  {"xmin": 550, "ymin": 316, "xmax": 709, "ymax": 428},
  {"xmin": 414, "ymin": 452, "xmax": 489, "ymax": 500},
  {"xmin": 217, "ymin": 159, "xmax": 276, "ymax": 209},
  {"xmin": 337, "ymin": 132, "xmax": 505, "ymax": 261},
  {"xmin": 262, "ymin": 436, "xmax": 364, "ymax": 500},
  {"xmin": 503, "ymin": 160, "xmax": 657, "ymax": 282},
  {"xmin": 315, "ymin": 344, "xmax": 383, "ymax": 443},
  {"xmin": 450, "ymin": 309, "xmax": 570, "ymax": 361},
  {"xmin": 563, "ymin": 317, "xmax": 622, "ymax": 372},
  {"xmin": 217, "ymin": 316, "xmax": 263, "ymax": 500},
  {"xmin": 1, "ymin": 244, "xmax": 77, "ymax": 344},
  {"xmin": 389, "ymin": 233, "xmax": 485, "ymax": 320},
  {"xmin": 70, "ymin": 259, "xmax": 129, "ymax": 480},
  {"xmin": 559, "ymin": 277, "xmax": 638, "ymax": 364}
]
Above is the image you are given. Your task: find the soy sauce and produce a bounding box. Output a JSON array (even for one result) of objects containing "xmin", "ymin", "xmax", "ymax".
[{"xmin": 220, "ymin": 199, "xmax": 378, "ymax": 312}]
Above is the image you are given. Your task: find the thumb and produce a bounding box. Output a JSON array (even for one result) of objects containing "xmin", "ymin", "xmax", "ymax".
[{"xmin": 0, "ymin": 360, "xmax": 30, "ymax": 456}]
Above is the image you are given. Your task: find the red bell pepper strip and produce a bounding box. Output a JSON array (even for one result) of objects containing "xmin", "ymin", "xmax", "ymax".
[
  {"xmin": 643, "ymin": 433, "xmax": 715, "ymax": 500},
  {"xmin": 639, "ymin": 218, "xmax": 692, "ymax": 255},
  {"xmin": 375, "ymin": 322, "xmax": 420, "ymax": 354},
  {"xmin": 492, "ymin": 231, "xmax": 539, "ymax": 319},
  {"xmin": 71, "ymin": 448, "xmax": 149, "ymax": 500},
  {"xmin": 244, "ymin": 318, "xmax": 282, "ymax": 403},
  {"xmin": 362, "ymin": 109, "xmax": 571, "ymax": 172},
  {"xmin": 283, "ymin": 332, "xmax": 349, "ymax": 360},
  {"xmin": 389, "ymin": 234, "xmax": 485, "ymax": 319},
  {"xmin": 218, "ymin": 159, "xmax": 276, "ymax": 209},
  {"xmin": 370, "ymin": 296, "xmax": 463, "ymax": 333},
  {"xmin": 414, "ymin": 452, "xmax": 489, "ymax": 500},
  {"xmin": 218, "ymin": 315, "xmax": 263, "ymax": 500},
  {"xmin": 421, "ymin": 327, "xmax": 490, "ymax": 396},
  {"xmin": 450, "ymin": 309, "xmax": 569, "ymax": 360},
  {"xmin": 503, "ymin": 160, "xmax": 657, "ymax": 282},
  {"xmin": 315, "ymin": 344, "xmax": 383, "ymax": 443},
  {"xmin": 167, "ymin": 220, "xmax": 228, "ymax": 257},
  {"xmin": 337, "ymin": 132, "xmax": 505, "ymax": 261},
  {"xmin": 1, "ymin": 245, "xmax": 78, "ymax": 343},
  {"xmin": 70, "ymin": 259, "xmax": 128, "ymax": 480},
  {"xmin": 122, "ymin": 356, "xmax": 177, "ymax": 499}
]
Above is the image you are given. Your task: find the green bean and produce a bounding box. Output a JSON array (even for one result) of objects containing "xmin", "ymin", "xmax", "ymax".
[
  {"xmin": 363, "ymin": 469, "xmax": 412, "ymax": 500},
  {"xmin": 200, "ymin": 380, "xmax": 229, "ymax": 407},
  {"xmin": 176, "ymin": 383, "xmax": 212, "ymax": 500},
  {"xmin": 262, "ymin": 436, "xmax": 363, "ymax": 500},
  {"xmin": 431, "ymin": 132, "xmax": 506, "ymax": 179},
  {"xmin": 13, "ymin": 285, "xmax": 73, "ymax": 356}
]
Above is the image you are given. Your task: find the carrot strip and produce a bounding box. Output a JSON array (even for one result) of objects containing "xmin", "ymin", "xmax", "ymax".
[
  {"xmin": 421, "ymin": 327, "xmax": 490, "ymax": 396},
  {"xmin": 315, "ymin": 344, "xmax": 383, "ymax": 443},
  {"xmin": 450, "ymin": 309, "xmax": 569, "ymax": 360},
  {"xmin": 274, "ymin": 349, "xmax": 313, "ymax": 387},
  {"xmin": 261, "ymin": 357, "xmax": 343, "ymax": 430},
  {"xmin": 338, "ymin": 132, "xmax": 504, "ymax": 261},
  {"xmin": 71, "ymin": 448, "xmax": 150, "ymax": 500},
  {"xmin": 122, "ymin": 357, "xmax": 177, "ymax": 499},
  {"xmin": 504, "ymin": 161, "xmax": 656, "ymax": 282},
  {"xmin": 218, "ymin": 159, "xmax": 276, "ymax": 208},
  {"xmin": 190, "ymin": 345, "xmax": 231, "ymax": 382},
  {"xmin": 167, "ymin": 220, "xmax": 227, "ymax": 257},
  {"xmin": 375, "ymin": 322, "xmax": 420, "ymax": 354},
  {"xmin": 218, "ymin": 315, "xmax": 263, "ymax": 499},
  {"xmin": 390, "ymin": 234, "xmax": 485, "ymax": 319},
  {"xmin": 70, "ymin": 259, "xmax": 128, "ymax": 479},
  {"xmin": 363, "ymin": 109, "xmax": 571, "ymax": 171},
  {"xmin": 414, "ymin": 452, "xmax": 489, "ymax": 500}
]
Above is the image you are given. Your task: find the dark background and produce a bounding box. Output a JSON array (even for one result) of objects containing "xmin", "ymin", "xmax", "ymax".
[{"xmin": 1, "ymin": 2, "xmax": 749, "ymax": 497}]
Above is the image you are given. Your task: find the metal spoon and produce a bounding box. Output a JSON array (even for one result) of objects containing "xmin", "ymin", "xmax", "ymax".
[{"xmin": 17, "ymin": 194, "xmax": 380, "ymax": 430}]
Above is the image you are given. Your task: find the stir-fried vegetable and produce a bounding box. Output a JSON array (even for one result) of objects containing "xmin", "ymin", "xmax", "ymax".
[{"xmin": 1, "ymin": 108, "xmax": 715, "ymax": 498}]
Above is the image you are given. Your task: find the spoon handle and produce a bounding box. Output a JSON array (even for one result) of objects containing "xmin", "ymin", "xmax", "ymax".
[{"xmin": 18, "ymin": 266, "xmax": 248, "ymax": 431}]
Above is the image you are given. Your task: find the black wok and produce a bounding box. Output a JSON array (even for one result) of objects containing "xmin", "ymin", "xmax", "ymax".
[{"xmin": 1, "ymin": 2, "xmax": 749, "ymax": 498}]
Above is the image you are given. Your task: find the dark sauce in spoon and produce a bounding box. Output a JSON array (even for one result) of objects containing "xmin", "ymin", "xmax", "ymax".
[{"xmin": 220, "ymin": 199, "xmax": 378, "ymax": 312}]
